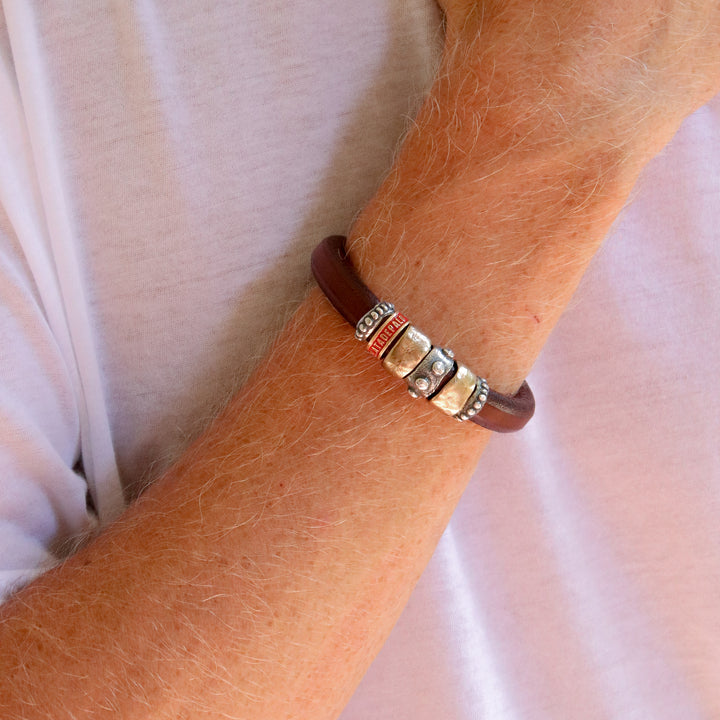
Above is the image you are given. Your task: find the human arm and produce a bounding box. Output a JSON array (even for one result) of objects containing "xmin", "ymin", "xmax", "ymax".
[{"xmin": 1, "ymin": 3, "xmax": 719, "ymax": 719}]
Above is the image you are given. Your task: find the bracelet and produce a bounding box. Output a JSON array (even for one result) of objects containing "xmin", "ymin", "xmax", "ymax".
[{"xmin": 310, "ymin": 235, "xmax": 535, "ymax": 432}]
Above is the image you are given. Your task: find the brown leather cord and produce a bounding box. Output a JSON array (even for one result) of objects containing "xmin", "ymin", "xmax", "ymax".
[
  {"xmin": 311, "ymin": 235, "xmax": 380, "ymax": 326},
  {"xmin": 311, "ymin": 235, "xmax": 535, "ymax": 432}
]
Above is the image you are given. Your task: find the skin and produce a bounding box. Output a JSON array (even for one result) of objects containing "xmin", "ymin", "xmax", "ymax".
[{"xmin": 1, "ymin": 2, "xmax": 719, "ymax": 718}]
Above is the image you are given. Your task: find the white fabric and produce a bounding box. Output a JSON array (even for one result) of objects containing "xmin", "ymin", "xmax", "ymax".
[{"xmin": 0, "ymin": 1, "xmax": 718, "ymax": 717}]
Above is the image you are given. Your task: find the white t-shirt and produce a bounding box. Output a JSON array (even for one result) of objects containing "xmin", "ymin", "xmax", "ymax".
[{"xmin": 1, "ymin": 2, "xmax": 718, "ymax": 718}]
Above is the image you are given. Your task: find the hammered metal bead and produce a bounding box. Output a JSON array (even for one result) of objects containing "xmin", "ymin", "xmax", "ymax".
[
  {"xmin": 381, "ymin": 325, "xmax": 432, "ymax": 378},
  {"xmin": 430, "ymin": 365, "xmax": 477, "ymax": 416},
  {"xmin": 355, "ymin": 302, "xmax": 395, "ymax": 341},
  {"xmin": 404, "ymin": 347, "xmax": 455, "ymax": 399}
]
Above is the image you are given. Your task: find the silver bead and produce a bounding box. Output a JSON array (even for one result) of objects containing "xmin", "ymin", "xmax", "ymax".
[
  {"xmin": 404, "ymin": 347, "xmax": 456, "ymax": 399},
  {"xmin": 456, "ymin": 377, "xmax": 489, "ymax": 421},
  {"xmin": 355, "ymin": 302, "xmax": 395, "ymax": 341},
  {"xmin": 382, "ymin": 325, "xmax": 432, "ymax": 378},
  {"xmin": 431, "ymin": 364, "xmax": 477, "ymax": 416}
]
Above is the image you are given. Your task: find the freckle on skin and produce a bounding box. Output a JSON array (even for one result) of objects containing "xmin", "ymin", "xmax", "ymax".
[{"xmin": 524, "ymin": 305, "xmax": 542, "ymax": 324}]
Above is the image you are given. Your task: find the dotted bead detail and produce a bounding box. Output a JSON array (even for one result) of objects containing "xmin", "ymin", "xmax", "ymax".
[
  {"xmin": 355, "ymin": 302, "xmax": 395, "ymax": 341},
  {"xmin": 432, "ymin": 361, "xmax": 446, "ymax": 376},
  {"xmin": 456, "ymin": 378, "xmax": 490, "ymax": 422}
]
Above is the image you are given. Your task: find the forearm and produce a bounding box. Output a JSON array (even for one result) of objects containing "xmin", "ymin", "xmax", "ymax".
[
  {"xmin": 0, "ymin": 17, "xmax": 699, "ymax": 720},
  {"xmin": 1, "ymin": 290, "xmax": 492, "ymax": 718}
]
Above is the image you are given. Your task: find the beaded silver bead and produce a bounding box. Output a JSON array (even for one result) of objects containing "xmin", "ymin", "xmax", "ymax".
[
  {"xmin": 355, "ymin": 302, "xmax": 395, "ymax": 341},
  {"xmin": 457, "ymin": 378, "xmax": 490, "ymax": 421}
]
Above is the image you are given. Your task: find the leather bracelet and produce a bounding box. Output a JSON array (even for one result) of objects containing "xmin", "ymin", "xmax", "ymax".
[{"xmin": 311, "ymin": 235, "xmax": 535, "ymax": 432}]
